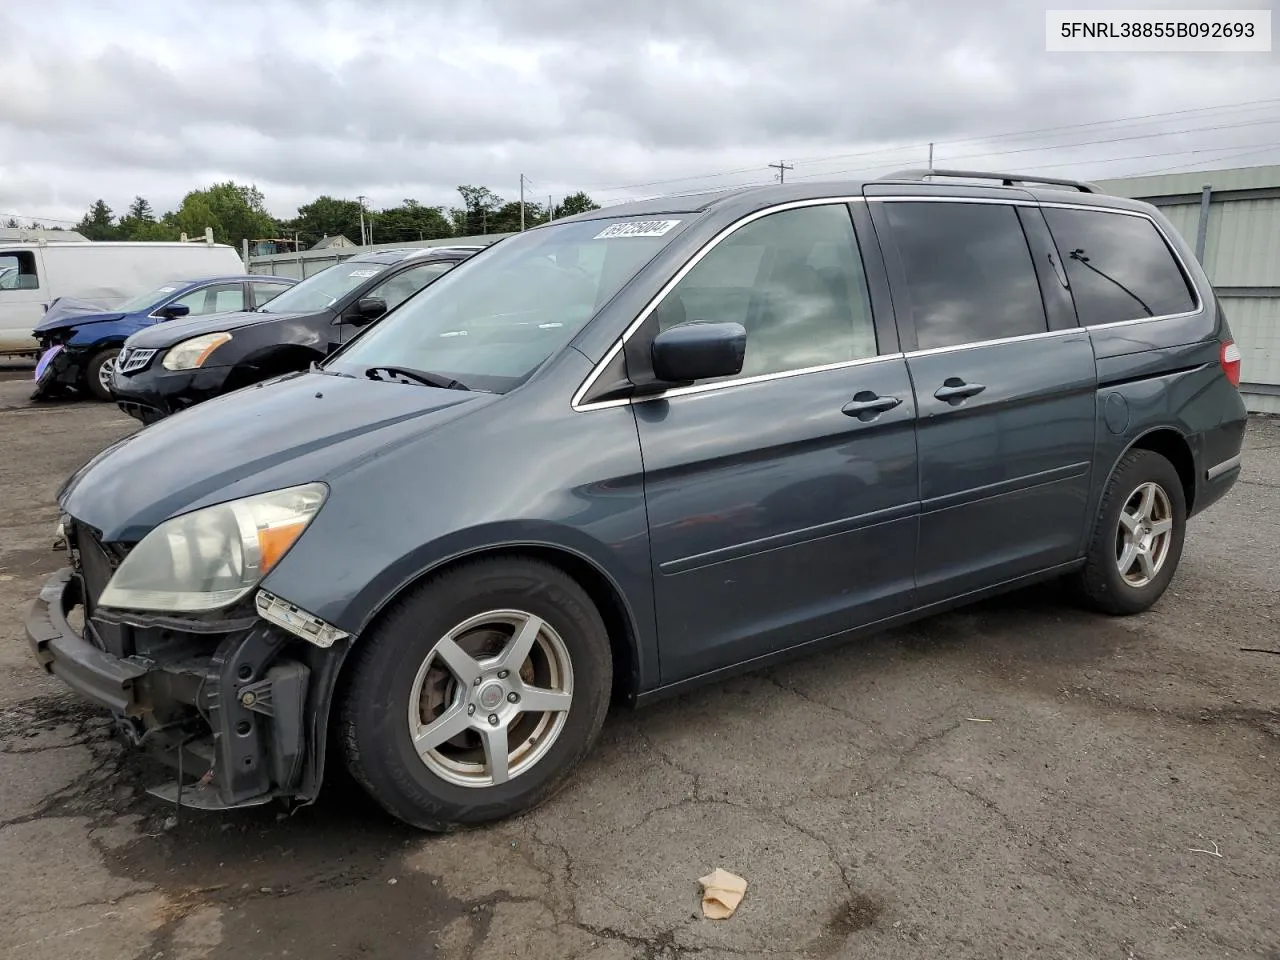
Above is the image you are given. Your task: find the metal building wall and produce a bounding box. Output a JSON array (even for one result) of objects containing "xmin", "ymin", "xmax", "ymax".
[{"xmin": 1098, "ymin": 166, "xmax": 1280, "ymax": 415}]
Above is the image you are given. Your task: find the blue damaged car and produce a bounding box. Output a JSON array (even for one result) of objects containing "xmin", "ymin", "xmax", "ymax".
[{"xmin": 32, "ymin": 275, "xmax": 295, "ymax": 401}]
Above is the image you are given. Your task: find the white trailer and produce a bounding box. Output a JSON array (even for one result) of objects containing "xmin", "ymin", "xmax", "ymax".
[{"xmin": 0, "ymin": 236, "xmax": 245, "ymax": 357}]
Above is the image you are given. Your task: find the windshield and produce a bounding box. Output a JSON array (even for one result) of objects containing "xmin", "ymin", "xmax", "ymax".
[
  {"xmin": 257, "ymin": 261, "xmax": 391, "ymax": 314},
  {"xmin": 116, "ymin": 283, "xmax": 183, "ymax": 313},
  {"xmin": 325, "ymin": 216, "xmax": 689, "ymax": 392}
]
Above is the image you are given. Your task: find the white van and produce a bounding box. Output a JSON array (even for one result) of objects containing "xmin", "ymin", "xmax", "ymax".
[{"xmin": 0, "ymin": 239, "xmax": 245, "ymax": 357}]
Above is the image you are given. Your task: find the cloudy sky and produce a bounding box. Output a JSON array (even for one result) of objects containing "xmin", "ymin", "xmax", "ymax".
[{"xmin": 2, "ymin": 0, "xmax": 1278, "ymax": 226}]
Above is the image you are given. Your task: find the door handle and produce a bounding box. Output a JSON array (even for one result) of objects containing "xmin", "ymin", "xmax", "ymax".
[
  {"xmin": 842, "ymin": 392, "xmax": 902, "ymax": 420},
  {"xmin": 933, "ymin": 378, "xmax": 986, "ymax": 404}
]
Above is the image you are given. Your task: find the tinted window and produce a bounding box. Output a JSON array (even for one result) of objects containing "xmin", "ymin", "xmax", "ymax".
[
  {"xmin": 1043, "ymin": 208, "xmax": 1196, "ymax": 325},
  {"xmin": 656, "ymin": 204, "xmax": 877, "ymax": 379},
  {"xmin": 886, "ymin": 202, "xmax": 1047, "ymax": 350}
]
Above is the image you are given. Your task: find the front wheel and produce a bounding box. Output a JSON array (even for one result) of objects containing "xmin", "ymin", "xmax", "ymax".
[
  {"xmin": 1076, "ymin": 449, "xmax": 1187, "ymax": 615},
  {"xmin": 339, "ymin": 558, "xmax": 613, "ymax": 831},
  {"xmin": 84, "ymin": 347, "xmax": 120, "ymax": 401}
]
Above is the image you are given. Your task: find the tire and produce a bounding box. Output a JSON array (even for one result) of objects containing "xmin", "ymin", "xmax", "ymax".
[
  {"xmin": 339, "ymin": 557, "xmax": 613, "ymax": 831},
  {"xmin": 84, "ymin": 348, "xmax": 121, "ymax": 401},
  {"xmin": 1076, "ymin": 449, "xmax": 1187, "ymax": 615}
]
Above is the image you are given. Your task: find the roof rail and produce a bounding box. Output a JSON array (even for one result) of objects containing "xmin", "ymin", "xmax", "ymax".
[{"xmin": 875, "ymin": 168, "xmax": 1102, "ymax": 194}]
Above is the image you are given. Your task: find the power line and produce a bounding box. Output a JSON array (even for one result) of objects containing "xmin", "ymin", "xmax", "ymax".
[
  {"xmin": 0, "ymin": 211, "xmax": 80, "ymax": 224},
  {"xmin": 767, "ymin": 161, "xmax": 794, "ymax": 183},
  {"xmin": 586, "ymin": 96, "xmax": 1280, "ymax": 197},
  {"xmin": 788, "ymin": 115, "xmax": 1280, "ymax": 182}
]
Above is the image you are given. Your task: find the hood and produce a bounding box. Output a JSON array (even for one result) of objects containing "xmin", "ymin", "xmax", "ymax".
[
  {"xmin": 60, "ymin": 371, "xmax": 495, "ymax": 542},
  {"xmin": 34, "ymin": 298, "xmax": 124, "ymax": 332},
  {"xmin": 125, "ymin": 309, "xmax": 313, "ymax": 348}
]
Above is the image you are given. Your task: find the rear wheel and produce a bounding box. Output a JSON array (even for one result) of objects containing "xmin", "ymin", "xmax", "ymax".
[
  {"xmin": 339, "ymin": 558, "xmax": 612, "ymax": 831},
  {"xmin": 1076, "ymin": 449, "xmax": 1186, "ymax": 615},
  {"xmin": 84, "ymin": 347, "xmax": 120, "ymax": 401}
]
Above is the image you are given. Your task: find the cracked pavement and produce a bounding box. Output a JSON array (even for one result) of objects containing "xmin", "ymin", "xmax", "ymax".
[{"xmin": 1, "ymin": 370, "xmax": 1278, "ymax": 959}]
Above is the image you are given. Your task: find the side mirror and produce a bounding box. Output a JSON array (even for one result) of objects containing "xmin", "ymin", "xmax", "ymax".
[
  {"xmin": 346, "ymin": 297, "xmax": 387, "ymax": 325},
  {"xmin": 157, "ymin": 303, "xmax": 190, "ymax": 319},
  {"xmin": 651, "ymin": 321, "xmax": 746, "ymax": 384}
]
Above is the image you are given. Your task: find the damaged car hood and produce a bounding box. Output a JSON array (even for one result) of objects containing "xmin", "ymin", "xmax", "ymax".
[{"xmin": 60, "ymin": 371, "xmax": 494, "ymax": 542}]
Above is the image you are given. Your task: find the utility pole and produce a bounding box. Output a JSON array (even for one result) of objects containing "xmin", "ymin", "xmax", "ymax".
[
  {"xmin": 548, "ymin": 195, "xmax": 553, "ymax": 222},
  {"xmin": 768, "ymin": 161, "xmax": 794, "ymax": 183},
  {"xmin": 356, "ymin": 195, "xmax": 368, "ymax": 246},
  {"xmin": 519, "ymin": 174, "xmax": 527, "ymax": 231},
  {"xmin": 928, "ymin": 142, "xmax": 934, "ymax": 169}
]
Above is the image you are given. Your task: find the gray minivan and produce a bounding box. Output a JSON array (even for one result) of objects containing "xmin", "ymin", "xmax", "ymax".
[{"xmin": 27, "ymin": 169, "xmax": 1247, "ymax": 830}]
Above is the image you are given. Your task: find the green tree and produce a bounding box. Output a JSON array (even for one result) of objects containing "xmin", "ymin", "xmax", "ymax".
[
  {"xmin": 3, "ymin": 218, "xmax": 19, "ymax": 228},
  {"xmin": 556, "ymin": 191, "xmax": 600, "ymax": 218},
  {"xmin": 489, "ymin": 199, "xmax": 546, "ymax": 233},
  {"xmin": 117, "ymin": 195, "xmax": 170, "ymax": 240},
  {"xmin": 167, "ymin": 182, "xmax": 277, "ymax": 250},
  {"xmin": 373, "ymin": 199, "xmax": 453, "ymax": 242},
  {"xmin": 76, "ymin": 199, "xmax": 117, "ymax": 240},
  {"xmin": 455, "ymin": 185, "xmax": 502, "ymax": 235},
  {"xmin": 289, "ymin": 195, "xmax": 365, "ymax": 247}
]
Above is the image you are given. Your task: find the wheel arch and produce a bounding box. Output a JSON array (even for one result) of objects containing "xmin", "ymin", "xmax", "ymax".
[
  {"xmin": 1122, "ymin": 426, "xmax": 1196, "ymax": 512},
  {"xmin": 302, "ymin": 542, "xmax": 644, "ymax": 805}
]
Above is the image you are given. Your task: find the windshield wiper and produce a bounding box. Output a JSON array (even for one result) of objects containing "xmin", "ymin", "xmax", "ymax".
[{"xmin": 365, "ymin": 366, "xmax": 469, "ymax": 391}]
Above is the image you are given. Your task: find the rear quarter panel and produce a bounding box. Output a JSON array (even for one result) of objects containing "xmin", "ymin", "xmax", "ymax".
[{"xmin": 1083, "ymin": 201, "xmax": 1247, "ymax": 522}]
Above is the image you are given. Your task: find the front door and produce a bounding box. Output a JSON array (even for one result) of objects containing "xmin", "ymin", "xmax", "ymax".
[
  {"xmin": 870, "ymin": 197, "xmax": 1096, "ymax": 604},
  {"xmin": 630, "ymin": 202, "xmax": 920, "ymax": 685}
]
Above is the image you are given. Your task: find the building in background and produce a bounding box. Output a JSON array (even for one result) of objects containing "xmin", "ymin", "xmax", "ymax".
[
  {"xmin": 1099, "ymin": 165, "xmax": 1280, "ymax": 415},
  {"xmin": 0, "ymin": 228, "xmax": 89, "ymax": 243}
]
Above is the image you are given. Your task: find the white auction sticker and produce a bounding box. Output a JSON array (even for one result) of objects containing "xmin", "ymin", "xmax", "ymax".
[
  {"xmin": 348, "ymin": 268, "xmax": 380, "ymax": 277},
  {"xmin": 1047, "ymin": 9, "xmax": 1270, "ymax": 51},
  {"xmin": 593, "ymin": 219, "xmax": 682, "ymax": 240}
]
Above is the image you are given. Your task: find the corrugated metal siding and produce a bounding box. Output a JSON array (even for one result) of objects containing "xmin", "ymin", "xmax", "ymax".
[
  {"xmin": 1201, "ymin": 198, "xmax": 1280, "ymax": 287},
  {"xmin": 1097, "ymin": 164, "xmax": 1280, "ymax": 198},
  {"xmin": 1155, "ymin": 202, "xmax": 1199, "ymax": 245},
  {"xmin": 1221, "ymin": 295, "xmax": 1280, "ymax": 393}
]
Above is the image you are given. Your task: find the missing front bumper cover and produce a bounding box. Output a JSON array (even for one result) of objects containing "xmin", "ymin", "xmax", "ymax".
[{"xmin": 27, "ymin": 567, "xmax": 321, "ymax": 811}]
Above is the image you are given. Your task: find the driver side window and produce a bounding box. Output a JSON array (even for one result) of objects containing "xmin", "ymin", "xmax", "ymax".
[
  {"xmin": 368, "ymin": 261, "xmax": 456, "ymax": 312},
  {"xmin": 652, "ymin": 204, "xmax": 878, "ymax": 382},
  {"xmin": 170, "ymin": 282, "xmax": 245, "ymax": 316}
]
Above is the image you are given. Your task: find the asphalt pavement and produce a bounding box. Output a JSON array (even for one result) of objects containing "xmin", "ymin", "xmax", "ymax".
[{"xmin": 1, "ymin": 373, "xmax": 1277, "ymax": 960}]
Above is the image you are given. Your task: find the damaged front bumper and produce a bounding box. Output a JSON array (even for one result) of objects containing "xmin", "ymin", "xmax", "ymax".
[{"xmin": 26, "ymin": 567, "xmax": 341, "ymax": 811}]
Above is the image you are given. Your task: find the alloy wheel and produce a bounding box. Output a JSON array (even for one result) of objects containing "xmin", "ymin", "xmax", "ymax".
[
  {"xmin": 407, "ymin": 609, "xmax": 574, "ymax": 788},
  {"xmin": 1115, "ymin": 481, "xmax": 1174, "ymax": 588}
]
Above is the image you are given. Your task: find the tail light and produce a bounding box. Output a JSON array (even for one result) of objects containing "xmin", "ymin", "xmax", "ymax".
[{"xmin": 1219, "ymin": 340, "xmax": 1241, "ymax": 388}]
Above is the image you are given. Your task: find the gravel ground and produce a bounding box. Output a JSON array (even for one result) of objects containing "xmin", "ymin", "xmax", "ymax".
[{"xmin": 1, "ymin": 372, "xmax": 1277, "ymax": 960}]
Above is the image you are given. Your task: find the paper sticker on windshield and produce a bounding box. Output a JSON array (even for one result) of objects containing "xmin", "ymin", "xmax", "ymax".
[
  {"xmin": 348, "ymin": 268, "xmax": 379, "ymax": 277},
  {"xmin": 157, "ymin": 286, "xmax": 175, "ymax": 293},
  {"xmin": 593, "ymin": 219, "xmax": 681, "ymax": 240}
]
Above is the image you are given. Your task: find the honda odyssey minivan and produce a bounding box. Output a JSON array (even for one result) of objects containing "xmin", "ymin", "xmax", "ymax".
[{"xmin": 27, "ymin": 169, "xmax": 1247, "ymax": 830}]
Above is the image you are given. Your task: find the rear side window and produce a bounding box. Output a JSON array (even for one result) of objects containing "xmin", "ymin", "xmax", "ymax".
[
  {"xmin": 1042, "ymin": 208, "xmax": 1197, "ymax": 325},
  {"xmin": 883, "ymin": 202, "xmax": 1047, "ymax": 351}
]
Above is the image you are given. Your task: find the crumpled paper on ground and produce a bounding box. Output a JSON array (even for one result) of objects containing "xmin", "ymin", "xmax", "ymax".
[{"xmin": 698, "ymin": 867, "xmax": 748, "ymax": 919}]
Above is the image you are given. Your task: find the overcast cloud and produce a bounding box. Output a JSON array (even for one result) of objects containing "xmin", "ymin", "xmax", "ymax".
[{"xmin": 1, "ymin": 0, "xmax": 1278, "ymax": 225}]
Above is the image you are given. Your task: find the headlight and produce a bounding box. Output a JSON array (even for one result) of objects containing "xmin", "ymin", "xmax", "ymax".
[
  {"xmin": 162, "ymin": 332, "xmax": 232, "ymax": 370},
  {"xmin": 98, "ymin": 483, "xmax": 327, "ymax": 612}
]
